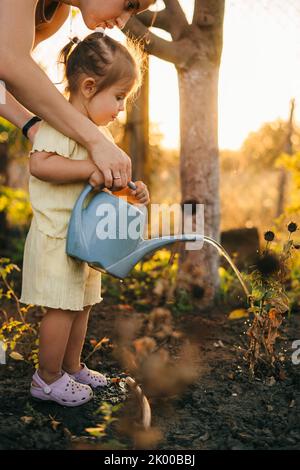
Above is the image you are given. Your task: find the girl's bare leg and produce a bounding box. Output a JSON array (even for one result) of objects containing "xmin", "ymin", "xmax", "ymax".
[
  {"xmin": 62, "ymin": 305, "xmax": 92, "ymax": 374},
  {"xmin": 35, "ymin": 308, "xmax": 78, "ymax": 385}
]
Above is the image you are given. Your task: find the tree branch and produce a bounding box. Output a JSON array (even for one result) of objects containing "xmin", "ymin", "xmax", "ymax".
[
  {"xmin": 124, "ymin": 17, "xmax": 182, "ymax": 65},
  {"xmin": 163, "ymin": 0, "xmax": 189, "ymax": 40},
  {"xmin": 137, "ymin": 9, "xmax": 171, "ymax": 33}
]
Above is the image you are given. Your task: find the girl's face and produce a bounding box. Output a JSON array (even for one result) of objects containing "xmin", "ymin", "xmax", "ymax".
[
  {"xmin": 78, "ymin": 0, "xmax": 155, "ymax": 30},
  {"xmin": 83, "ymin": 80, "xmax": 134, "ymax": 126}
]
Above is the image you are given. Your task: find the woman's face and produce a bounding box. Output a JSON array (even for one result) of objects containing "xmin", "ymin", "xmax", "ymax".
[{"xmin": 79, "ymin": 0, "xmax": 155, "ymax": 30}]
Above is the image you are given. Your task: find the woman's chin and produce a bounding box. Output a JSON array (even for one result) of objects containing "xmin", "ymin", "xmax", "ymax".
[{"xmin": 81, "ymin": 13, "xmax": 98, "ymax": 30}]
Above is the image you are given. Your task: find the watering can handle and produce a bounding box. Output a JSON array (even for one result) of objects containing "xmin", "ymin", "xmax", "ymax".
[
  {"xmin": 71, "ymin": 181, "xmax": 138, "ymax": 242},
  {"xmin": 75, "ymin": 181, "xmax": 137, "ymax": 214}
]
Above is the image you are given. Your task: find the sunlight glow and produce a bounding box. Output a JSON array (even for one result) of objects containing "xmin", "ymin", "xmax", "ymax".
[{"xmin": 33, "ymin": 0, "xmax": 300, "ymax": 151}]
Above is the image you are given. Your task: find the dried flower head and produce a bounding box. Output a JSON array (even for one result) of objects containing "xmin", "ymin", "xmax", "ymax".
[
  {"xmin": 287, "ymin": 222, "xmax": 297, "ymax": 233},
  {"xmin": 255, "ymin": 252, "xmax": 281, "ymax": 277},
  {"xmin": 264, "ymin": 231, "xmax": 275, "ymax": 242}
]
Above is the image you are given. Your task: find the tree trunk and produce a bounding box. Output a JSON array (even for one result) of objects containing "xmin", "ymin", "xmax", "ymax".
[
  {"xmin": 177, "ymin": 61, "xmax": 220, "ymax": 306},
  {"xmin": 124, "ymin": 0, "xmax": 225, "ymax": 306},
  {"xmin": 122, "ymin": 56, "xmax": 150, "ymax": 187},
  {"xmin": 276, "ymin": 98, "xmax": 295, "ymax": 217}
]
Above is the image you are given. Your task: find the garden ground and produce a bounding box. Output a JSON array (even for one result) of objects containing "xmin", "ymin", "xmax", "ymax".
[{"xmin": 0, "ymin": 300, "xmax": 299, "ymax": 450}]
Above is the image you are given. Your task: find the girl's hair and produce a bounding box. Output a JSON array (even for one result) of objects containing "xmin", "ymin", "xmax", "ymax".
[{"xmin": 58, "ymin": 32, "xmax": 145, "ymax": 99}]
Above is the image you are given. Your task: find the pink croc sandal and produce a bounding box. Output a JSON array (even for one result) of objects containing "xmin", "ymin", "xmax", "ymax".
[
  {"xmin": 30, "ymin": 370, "xmax": 93, "ymax": 407},
  {"xmin": 65, "ymin": 363, "xmax": 107, "ymax": 389}
]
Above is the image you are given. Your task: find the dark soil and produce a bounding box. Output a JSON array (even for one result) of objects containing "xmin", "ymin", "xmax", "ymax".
[{"xmin": 0, "ymin": 300, "xmax": 300, "ymax": 450}]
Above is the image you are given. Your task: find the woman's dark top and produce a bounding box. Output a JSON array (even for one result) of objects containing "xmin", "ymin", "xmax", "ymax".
[{"xmin": 35, "ymin": 0, "xmax": 62, "ymax": 28}]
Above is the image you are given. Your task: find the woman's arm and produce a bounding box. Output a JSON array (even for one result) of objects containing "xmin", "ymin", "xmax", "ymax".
[
  {"xmin": 0, "ymin": 0, "xmax": 131, "ymax": 189},
  {"xmin": 0, "ymin": 82, "xmax": 38, "ymax": 140},
  {"xmin": 30, "ymin": 151, "xmax": 103, "ymax": 185},
  {"xmin": 0, "ymin": 3, "xmax": 69, "ymax": 143}
]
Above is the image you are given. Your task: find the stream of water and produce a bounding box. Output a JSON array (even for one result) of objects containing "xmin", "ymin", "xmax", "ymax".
[{"xmin": 203, "ymin": 235, "xmax": 251, "ymax": 300}]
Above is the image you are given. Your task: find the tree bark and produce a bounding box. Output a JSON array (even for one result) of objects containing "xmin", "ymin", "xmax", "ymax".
[
  {"xmin": 122, "ymin": 56, "xmax": 150, "ymax": 187},
  {"xmin": 276, "ymin": 98, "xmax": 295, "ymax": 217},
  {"xmin": 176, "ymin": 61, "xmax": 220, "ymax": 305}
]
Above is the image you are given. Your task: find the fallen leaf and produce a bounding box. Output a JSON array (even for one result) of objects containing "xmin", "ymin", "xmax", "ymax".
[
  {"xmin": 289, "ymin": 400, "xmax": 295, "ymax": 408},
  {"xmin": 117, "ymin": 304, "xmax": 134, "ymax": 312},
  {"xmin": 20, "ymin": 416, "xmax": 33, "ymax": 424},
  {"xmin": 198, "ymin": 432, "xmax": 210, "ymax": 442},
  {"xmin": 111, "ymin": 377, "xmax": 121, "ymax": 384},
  {"xmin": 213, "ymin": 340, "xmax": 225, "ymax": 348},
  {"xmin": 228, "ymin": 309, "xmax": 249, "ymax": 320},
  {"xmin": 266, "ymin": 376, "xmax": 276, "ymax": 387},
  {"xmin": 50, "ymin": 419, "xmax": 61, "ymax": 431},
  {"xmin": 171, "ymin": 330, "xmax": 184, "ymax": 340},
  {"xmin": 92, "ymin": 337, "xmax": 110, "ymax": 351},
  {"xmin": 9, "ymin": 351, "xmax": 24, "ymax": 361},
  {"xmin": 85, "ymin": 425, "xmax": 106, "ymax": 437},
  {"xmin": 278, "ymin": 368, "xmax": 286, "ymax": 381}
]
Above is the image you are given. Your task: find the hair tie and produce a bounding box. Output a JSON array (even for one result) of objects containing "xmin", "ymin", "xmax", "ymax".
[
  {"xmin": 70, "ymin": 36, "xmax": 81, "ymax": 45},
  {"xmin": 95, "ymin": 27, "xmax": 106, "ymax": 37}
]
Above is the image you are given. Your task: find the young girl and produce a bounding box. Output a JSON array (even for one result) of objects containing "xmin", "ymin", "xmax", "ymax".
[{"xmin": 20, "ymin": 32, "xmax": 150, "ymax": 407}]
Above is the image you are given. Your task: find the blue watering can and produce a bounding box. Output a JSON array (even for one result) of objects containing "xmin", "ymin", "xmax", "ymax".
[{"xmin": 66, "ymin": 183, "xmax": 204, "ymax": 279}]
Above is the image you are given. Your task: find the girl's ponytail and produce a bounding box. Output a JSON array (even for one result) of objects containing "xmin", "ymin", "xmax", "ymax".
[{"xmin": 58, "ymin": 37, "xmax": 80, "ymax": 68}]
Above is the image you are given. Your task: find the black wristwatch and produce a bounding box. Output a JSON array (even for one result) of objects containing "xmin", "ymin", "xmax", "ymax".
[{"xmin": 22, "ymin": 116, "xmax": 42, "ymax": 139}]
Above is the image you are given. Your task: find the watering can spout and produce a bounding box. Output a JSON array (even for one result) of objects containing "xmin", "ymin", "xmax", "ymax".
[{"xmin": 102, "ymin": 234, "xmax": 204, "ymax": 279}]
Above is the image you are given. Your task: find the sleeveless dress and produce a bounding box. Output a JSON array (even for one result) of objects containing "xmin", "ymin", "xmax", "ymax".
[
  {"xmin": 20, "ymin": 121, "xmax": 114, "ymax": 311},
  {"xmin": 35, "ymin": 0, "xmax": 61, "ymax": 28}
]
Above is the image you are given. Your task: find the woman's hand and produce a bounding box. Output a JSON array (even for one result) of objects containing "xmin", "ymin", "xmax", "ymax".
[
  {"xmin": 89, "ymin": 138, "xmax": 132, "ymax": 191},
  {"xmin": 130, "ymin": 181, "xmax": 150, "ymax": 205}
]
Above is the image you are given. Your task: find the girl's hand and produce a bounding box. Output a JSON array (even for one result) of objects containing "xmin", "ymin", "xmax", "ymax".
[
  {"xmin": 89, "ymin": 167, "xmax": 104, "ymax": 188},
  {"xmin": 130, "ymin": 181, "xmax": 150, "ymax": 205}
]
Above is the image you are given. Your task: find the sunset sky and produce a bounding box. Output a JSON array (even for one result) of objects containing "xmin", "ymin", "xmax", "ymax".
[{"xmin": 34, "ymin": 0, "xmax": 300, "ymax": 150}]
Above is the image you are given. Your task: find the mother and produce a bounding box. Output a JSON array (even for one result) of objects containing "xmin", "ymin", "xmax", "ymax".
[{"xmin": 0, "ymin": 0, "xmax": 155, "ymax": 189}]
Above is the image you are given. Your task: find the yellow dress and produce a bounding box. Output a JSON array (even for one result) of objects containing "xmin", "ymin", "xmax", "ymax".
[{"xmin": 20, "ymin": 121, "xmax": 112, "ymax": 311}]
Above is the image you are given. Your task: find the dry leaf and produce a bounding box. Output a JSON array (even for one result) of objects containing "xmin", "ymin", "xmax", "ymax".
[
  {"xmin": 111, "ymin": 377, "xmax": 121, "ymax": 384},
  {"xmin": 228, "ymin": 309, "xmax": 249, "ymax": 320},
  {"xmin": 9, "ymin": 351, "xmax": 24, "ymax": 361},
  {"xmin": 20, "ymin": 416, "xmax": 33, "ymax": 424},
  {"xmin": 92, "ymin": 337, "xmax": 110, "ymax": 351},
  {"xmin": 50, "ymin": 418, "xmax": 61, "ymax": 431}
]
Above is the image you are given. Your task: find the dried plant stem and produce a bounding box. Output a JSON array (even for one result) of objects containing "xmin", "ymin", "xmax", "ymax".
[{"xmin": 1, "ymin": 274, "xmax": 25, "ymax": 323}]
